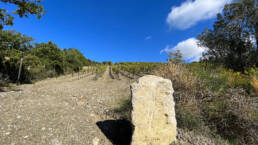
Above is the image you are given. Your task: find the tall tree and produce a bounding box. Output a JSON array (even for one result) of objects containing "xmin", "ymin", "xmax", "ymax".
[
  {"xmin": 198, "ymin": 0, "xmax": 258, "ymax": 71},
  {"xmin": 0, "ymin": 30, "xmax": 33, "ymax": 52},
  {"xmin": 0, "ymin": 0, "xmax": 44, "ymax": 29},
  {"xmin": 32, "ymin": 41, "xmax": 64, "ymax": 74},
  {"xmin": 224, "ymin": 0, "xmax": 258, "ymax": 47},
  {"xmin": 64, "ymin": 48, "xmax": 83, "ymax": 72},
  {"xmin": 0, "ymin": 31, "xmax": 33, "ymax": 82}
]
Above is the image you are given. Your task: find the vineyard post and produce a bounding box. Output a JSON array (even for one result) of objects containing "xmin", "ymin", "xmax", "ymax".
[
  {"xmin": 17, "ymin": 52, "xmax": 24, "ymax": 85},
  {"xmin": 118, "ymin": 65, "xmax": 120, "ymax": 79},
  {"xmin": 78, "ymin": 67, "xmax": 80, "ymax": 80}
]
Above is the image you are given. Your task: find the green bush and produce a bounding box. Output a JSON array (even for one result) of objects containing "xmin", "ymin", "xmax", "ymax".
[
  {"xmin": 176, "ymin": 105, "xmax": 204, "ymax": 131},
  {"xmin": 113, "ymin": 99, "xmax": 132, "ymax": 120},
  {"xmin": 202, "ymin": 93, "xmax": 258, "ymax": 145}
]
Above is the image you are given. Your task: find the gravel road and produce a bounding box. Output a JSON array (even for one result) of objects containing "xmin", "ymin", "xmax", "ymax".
[{"xmin": 0, "ymin": 67, "xmax": 132, "ymax": 145}]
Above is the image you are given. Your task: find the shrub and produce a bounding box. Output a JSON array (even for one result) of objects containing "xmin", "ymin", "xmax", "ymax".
[
  {"xmin": 155, "ymin": 63, "xmax": 198, "ymax": 91},
  {"xmin": 250, "ymin": 76, "xmax": 258, "ymax": 93},
  {"xmin": 113, "ymin": 99, "xmax": 132, "ymax": 120},
  {"xmin": 249, "ymin": 68, "xmax": 258, "ymax": 93},
  {"xmin": 220, "ymin": 70, "xmax": 251, "ymax": 92},
  {"xmin": 176, "ymin": 105, "xmax": 204, "ymax": 131},
  {"xmin": 202, "ymin": 88, "xmax": 258, "ymax": 144},
  {"xmin": 156, "ymin": 62, "xmax": 258, "ymax": 144}
]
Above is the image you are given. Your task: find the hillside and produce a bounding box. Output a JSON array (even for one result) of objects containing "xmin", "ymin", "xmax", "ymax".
[{"xmin": 1, "ymin": 64, "xmax": 257, "ymax": 145}]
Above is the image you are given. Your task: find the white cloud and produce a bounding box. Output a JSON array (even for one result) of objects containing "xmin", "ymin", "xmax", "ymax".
[
  {"xmin": 160, "ymin": 38, "xmax": 207, "ymax": 62},
  {"xmin": 160, "ymin": 45, "xmax": 171, "ymax": 54},
  {"xmin": 145, "ymin": 35, "xmax": 152, "ymax": 40},
  {"xmin": 166, "ymin": 0, "xmax": 231, "ymax": 29}
]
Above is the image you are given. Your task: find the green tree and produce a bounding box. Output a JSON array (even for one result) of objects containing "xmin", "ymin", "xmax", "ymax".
[
  {"xmin": 198, "ymin": 0, "xmax": 258, "ymax": 72},
  {"xmin": 32, "ymin": 41, "xmax": 64, "ymax": 75},
  {"xmin": 64, "ymin": 48, "xmax": 84, "ymax": 72},
  {"xmin": 0, "ymin": 0, "xmax": 44, "ymax": 29},
  {"xmin": 167, "ymin": 50, "xmax": 184, "ymax": 64},
  {"xmin": 102, "ymin": 61, "xmax": 113, "ymax": 65},
  {"xmin": 0, "ymin": 30, "xmax": 33, "ymax": 53},
  {"xmin": 23, "ymin": 54, "xmax": 43, "ymax": 80},
  {"xmin": 226, "ymin": 0, "xmax": 258, "ymax": 47},
  {"xmin": 0, "ymin": 30, "xmax": 33, "ymax": 82}
]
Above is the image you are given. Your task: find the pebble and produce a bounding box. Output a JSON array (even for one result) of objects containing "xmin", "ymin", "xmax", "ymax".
[
  {"xmin": 24, "ymin": 135, "xmax": 29, "ymax": 139},
  {"xmin": 92, "ymin": 137, "xmax": 99, "ymax": 145}
]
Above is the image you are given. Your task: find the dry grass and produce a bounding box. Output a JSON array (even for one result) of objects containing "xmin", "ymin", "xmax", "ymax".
[
  {"xmin": 154, "ymin": 63, "xmax": 198, "ymax": 91},
  {"xmin": 155, "ymin": 63, "xmax": 258, "ymax": 145},
  {"xmin": 251, "ymin": 75, "xmax": 258, "ymax": 93}
]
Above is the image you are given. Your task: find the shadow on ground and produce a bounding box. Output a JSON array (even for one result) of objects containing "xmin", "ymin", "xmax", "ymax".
[
  {"xmin": 0, "ymin": 88, "xmax": 4, "ymax": 92},
  {"xmin": 0, "ymin": 87, "xmax": 22, "ymax": 92},
  {"xmin": 96, "ymin": 119, "xmax": 134, "ymax": 145}
]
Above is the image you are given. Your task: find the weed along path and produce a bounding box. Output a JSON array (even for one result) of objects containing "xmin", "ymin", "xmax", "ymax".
[{"xmin": 0, "ymin": 67, "xmax": 133, "ymax": 145}]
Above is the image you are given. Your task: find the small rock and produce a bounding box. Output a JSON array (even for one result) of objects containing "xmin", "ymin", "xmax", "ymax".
[
  {"xmin": 52, "ymin": 138, "xmax": 62, "ymax": 145},
  {"xmin": 24, "ymin": 136, "xmax": 29, "ymax": 139},
  {"xmin": 92, "ymin": 137, "xmax": 99, "ymax": 145}
]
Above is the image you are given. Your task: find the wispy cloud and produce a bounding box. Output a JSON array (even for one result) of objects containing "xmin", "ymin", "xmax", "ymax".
[
  {"xmin": 160, "ymin": 38, "xmax": 207, "ymax": 62},
  {"xmin": 166, "ymin": 0, "xmax": 232, "ymax": 29},
  {"xmin": 145, "ymin": 35, "xmax": 152, "ymax": 40}
]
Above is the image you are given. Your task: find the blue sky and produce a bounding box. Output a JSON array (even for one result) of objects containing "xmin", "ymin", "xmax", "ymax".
[{"xmin": 1, "ymin": 0, "xmax": 232, "ymax": 63}]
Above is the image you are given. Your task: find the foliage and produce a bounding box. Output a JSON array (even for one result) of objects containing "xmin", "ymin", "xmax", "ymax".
[
  {"xmin": 0, "ymin": 0, "xmax": 45, "ymax": 29},
  {"xmin": 0, "ymin": 30, "xmax": 33, "ymax": 52},
  {"xmin": 63, "ymin": 48, "xmax": 89, "ymax": 72},
  {"xmin": 251, "ymin": 75, "xmax": 258, "ymax": 92},
  {"xmin": 111, "ymin": 65, "xmax": 119, "ymax": 74},
  {"xmin": 155, "ymin": 63, "xmax": 198, "ymax": 91},
  {"xmin": 249, "ymin": 67, "xmax": 258, "ymax": 93},
  {"xmin": 102, "ymin": 61, "xmax": 113, "ymax": 65},
  {"xmin": 96, "ymin": 65, "xmax": 107, "ymax": 74},
  {"xmin": 116, "ymin": 62, "xmax": 165, "ymax": 75},
  {"xmin": 198, "ymin": 0, "xmax": 258, "ymax": 72},
  {"xmin": 202, "ymin": 89, "xmax": 258, "ymax": 144},
  {"xmin": 0, "ymin": 30, "xmax": 95, "ymax": 83},
  {"xmin": 176, "ymin": 106, "xmax": 204, "ymax": 131},
  {"xmin": 167, "ymin": 50, "xmax": 184, "ymax": 64},
  {"xmin": 113, "ymin": 99, "xmax": 132, "ymax": 120},
  {"xmin": 0, "ymin": 30, "xmax": 33, "ymax": 82},
  {"xmin": 155, "ymin": 62, "xmax": 258, "ymax": 145}
]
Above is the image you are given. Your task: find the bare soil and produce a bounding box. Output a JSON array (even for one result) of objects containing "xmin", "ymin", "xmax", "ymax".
[{"xmin": 0, "ymin": 67, "xmax": 132, "ymax": 145}]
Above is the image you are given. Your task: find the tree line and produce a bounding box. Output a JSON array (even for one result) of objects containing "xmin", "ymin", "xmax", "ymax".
[
  {"xmin": 0, "ymin": 30, "xmax": 98, "ymax": 83},
  {"xmin": 0, "ymin": 0, "xmax": 100, "ymax": 83}
]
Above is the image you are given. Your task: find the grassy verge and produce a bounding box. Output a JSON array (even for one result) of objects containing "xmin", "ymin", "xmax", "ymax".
[
  {"xmin": 155, "ymin": 62, "xmax": 258, "ymax": 145},
  {"xmin": 113, "ymin": 98, "xmax": 132, "ymax": 120}
]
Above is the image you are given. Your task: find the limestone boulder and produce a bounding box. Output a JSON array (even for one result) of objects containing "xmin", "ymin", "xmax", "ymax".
[{"xmin": 131, "ymin": 75, "xmax": 177, "ymax": 145}]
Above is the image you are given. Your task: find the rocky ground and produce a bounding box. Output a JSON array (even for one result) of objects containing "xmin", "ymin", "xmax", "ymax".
[
  {"xmin": 0, "ymin": 67, "xmax": 132, "ymax": 145},
  {"xmin": 0, "ymin": 67, "xmax": 230, "ymax": 145}
]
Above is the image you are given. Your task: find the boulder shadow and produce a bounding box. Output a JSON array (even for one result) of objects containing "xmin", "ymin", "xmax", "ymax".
[{"xmin": 96, "ymin": 119, "xmax": 134, "ymax": 145}]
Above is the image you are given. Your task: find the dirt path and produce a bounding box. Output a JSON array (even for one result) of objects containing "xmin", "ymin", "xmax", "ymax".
[{"xmin": 0, "ymin": 67, "xmax": 132, "ymax": 145}]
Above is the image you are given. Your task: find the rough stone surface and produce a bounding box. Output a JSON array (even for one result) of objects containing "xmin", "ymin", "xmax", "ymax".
[{"xmin": 131, "ymin": 75, "xmax": 177, "ymax": 145}]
